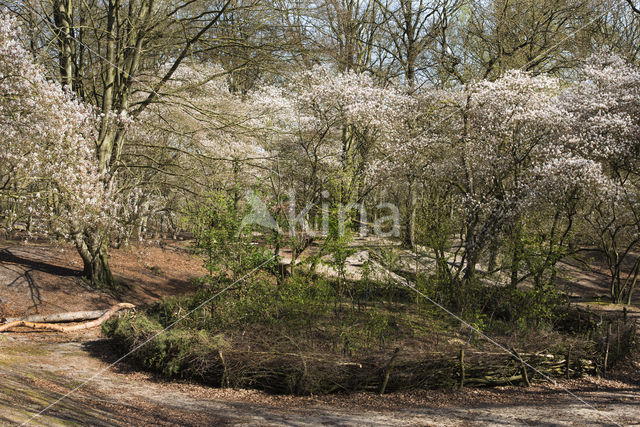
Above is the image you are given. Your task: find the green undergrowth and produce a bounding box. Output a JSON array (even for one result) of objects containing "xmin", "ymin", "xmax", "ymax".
[{"xmin": 103, "ymin": 273, "xmax": 637, "ymax": 394}]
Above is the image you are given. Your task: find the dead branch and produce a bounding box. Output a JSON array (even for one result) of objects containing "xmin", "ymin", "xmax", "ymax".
[
  {"xmin": 0, "ymin": 303, "xmax": 135, "ymax": 333},
  {"xmin": 3, "ymin": 310, "xmax": 106, "ymax": 324}
]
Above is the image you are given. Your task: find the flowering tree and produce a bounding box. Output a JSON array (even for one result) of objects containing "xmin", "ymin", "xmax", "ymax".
[
  {"xmin": 252, "ymin": 65, "xmax": 414, "ymax": 211},
  {"xmin": 5, "ymin": 0, "xmax": 244, "ymax": 288},
  {"xmin": 563, "ymin": 54, "xmax": 640, "ymax": 303},
  {"xmin": 250, "ymin": 66, "xmax": 414, "ymax": 272},
  {"xmin": 121, "ymin": 61, "xmax": 266, "ymax": 240},
  {"xmin": 404, "ymin": 70, "xmax": 608, "ymax": 301},
  {"xmin": 0, "ymin": 15, "xmax": 120, "ymax": 284}
]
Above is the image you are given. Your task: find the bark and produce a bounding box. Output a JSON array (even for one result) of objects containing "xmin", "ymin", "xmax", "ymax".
[
  {"xmin": 463, "ymin": 248, "xmax": 478, "ymax": 284},
  {"xmin": 74, "ymin": 232, "xmax": 115, "ymax": 288},
  {"xmin": 510, "ymin": 218, "xmax": 523, "ymax": 289},
  {"xmin": 0, "ymin": 303, "xmax": 134, "ymax": 332},
  {"xmin": 3, "ymin": 310, "xmax": 106, "ymax": 323},
  {"xmin": 53, "ymin": 0, "xmax": 74, "ymax": 88},
  {"xmin": 402, "ymin": 178, "xmax": 416, "ymax": 248},
  {"xmin": 487, "ymin": 237, "xmax": 500, "ymax": 273}
]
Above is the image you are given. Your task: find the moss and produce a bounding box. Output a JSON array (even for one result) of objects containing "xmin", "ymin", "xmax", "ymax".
[{"xmin": 0, "ymin": 343, "xmax": 50, "ymax": 357}]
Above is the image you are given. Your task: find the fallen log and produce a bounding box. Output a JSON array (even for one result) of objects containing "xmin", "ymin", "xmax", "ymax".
[
  {"xmin": 0, "ymin": 303, "xmax": 135, "ymax": 333},
  {"xmin": 3, "ymin": 310, "xmax": 106, "ymax": 324}
]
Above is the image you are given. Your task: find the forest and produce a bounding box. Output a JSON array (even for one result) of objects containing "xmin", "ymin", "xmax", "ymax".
[{"xmin": 0, "ymin": 0, "xmax": 640, "ymax": 423}]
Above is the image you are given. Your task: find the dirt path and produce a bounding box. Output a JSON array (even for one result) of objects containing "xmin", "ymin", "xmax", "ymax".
[{"xmin": 1, "ymin": 333, "xmax": 639, "ymax": 426}]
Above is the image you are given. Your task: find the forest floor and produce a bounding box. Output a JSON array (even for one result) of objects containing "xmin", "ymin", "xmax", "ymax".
[{"xmin": 0, "ymin": 239, "xmax": 639, "ymax": 426}]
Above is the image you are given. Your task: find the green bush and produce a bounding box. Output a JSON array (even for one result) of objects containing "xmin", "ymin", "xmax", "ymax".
[
  {"xmin": 104, "ymin": 312, "xmax": 230, "ymax": 379},
  {"xmin": 181, "ymin": 191, "xmax": 274, "ymax": 280}
]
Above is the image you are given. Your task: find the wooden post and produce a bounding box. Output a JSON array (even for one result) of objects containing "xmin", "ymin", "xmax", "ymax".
[
  {"xmin": 512, "ymin": 349, "xmax": 530, "ymax": 387},
  {"xmin": 296, "ymin": 354, "xmax": 309, "ymax": 395},
  {"xmin": 521, "ymin": 363, "xmax": 530, "ymax": 387},
  {"xmin": 458, "ymin": 348, "xmax": 465, "ymax": 389},
  {"xmin": 219, "ymin": 350, "xmax": 229, "ymax": 388},
  {"xmin": 617, "ymin": 320, "xmax": 621, "ymax": 357},
  {"xmin": 578, "ymin": 311, "xmax": 581, "ymax": 334},
  {"xmin": 603, "ymin": 321, "xmax": 611, "ymax": 378},
  {"xmin": 379, "ymin": 347, "xmax": 400, "ymax": 395}
]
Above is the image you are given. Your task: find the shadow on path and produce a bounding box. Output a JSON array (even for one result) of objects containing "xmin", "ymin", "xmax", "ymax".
[{"xmin": 0, "ymin": 248, "xmax": 81, "ymax": 277}]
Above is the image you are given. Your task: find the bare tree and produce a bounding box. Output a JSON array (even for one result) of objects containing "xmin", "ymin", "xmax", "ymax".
[{"xmin": 376, "ymin": 0, "xmax": 460, "ymax": 89}]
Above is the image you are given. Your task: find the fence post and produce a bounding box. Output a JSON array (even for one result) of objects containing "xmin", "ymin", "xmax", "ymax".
[
  {"xmin": 512, "ymin": 349, "xmax": 530, "ymax": 387},
  {"xmin": 458, "ymin": 348, "xmax": 465, "ymax": 389},
  {"xmin": 617, "ymin": 320, "xmax": 621, "ymax": 357},
  {"xmin": 603, "ymin": 321, "xmax": 611, "ymax": 378},
  {"xmin": 218, "ymin": 350, "xmax": 229, "ymax": 388},
  {"xmin": 379, "ymin": 347, "xmax": 400, "ymax": 395}
]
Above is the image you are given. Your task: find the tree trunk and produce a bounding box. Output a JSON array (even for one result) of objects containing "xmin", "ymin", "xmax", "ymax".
[
  {"xmin": 510, "ymin": 218, "xmax": 523, "ymax": 289},
  {"xmin": 487, "ymin": 237, "xmax": 500, "ymax": 274},
  {"xmin": 462, "ymin": 228, "xmax": 479, "ymax": 286},
  {"xmin": 403, "ymin": 180, "xmax": 416, "ymax": 248},
  {"xmin": 610, "ymin": 266, "xmax": 622, "ymax": 304},
  {"xmin": 53, "ymin": 0, "xmax": 74, "ymax": 88},
  {"xmin": 74, "ymin": 233, "xmax": 115, "ymax": 289}
]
